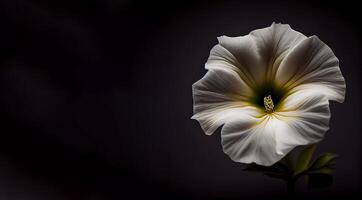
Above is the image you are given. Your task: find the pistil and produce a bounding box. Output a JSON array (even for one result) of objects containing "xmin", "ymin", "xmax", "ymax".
[{"xmin": 264, "ymin": 95, "xmax": 274, "ymax": 113}]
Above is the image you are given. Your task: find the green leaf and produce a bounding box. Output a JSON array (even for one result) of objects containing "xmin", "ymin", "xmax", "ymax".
[
  {"xmin": 308, "ymin": 153, "xmax": 338, "ymax": 172},
  {"xmin": 305, "ymin": 153, "xmax": 337, "ymax": 189},
  {"xmin": 308, "ymin": 173, "xmax": 333, "ymax": 188},
  {"xmin": 294, "ymin": 144, "xmax": 317, "ymax": 175},
  {"xmin": 307, "ymin": 166, "xmax": 334, "ymax": 175}
]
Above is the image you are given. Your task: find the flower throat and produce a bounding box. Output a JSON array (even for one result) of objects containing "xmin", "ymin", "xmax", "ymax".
[{"xmin": 250, "ymin": 84, "xmax": 285, "ymax": 112}]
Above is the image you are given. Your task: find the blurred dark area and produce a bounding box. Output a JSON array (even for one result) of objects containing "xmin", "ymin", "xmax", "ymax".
[{"xmin": 0, "ymin": 0, "xmax": 360, "ymax": 199}]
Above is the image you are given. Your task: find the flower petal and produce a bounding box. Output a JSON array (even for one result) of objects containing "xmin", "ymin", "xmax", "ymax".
[
  {"xmin": 273, "ymin": 89, "xmax": 331, "ymax": 156},
  {"xmin": 221, "ymin": 89, "xmax": 331, "ymax": 166},
  {"xmin": 192, "ymin": 69, "xmax": 257, "ymax": 135},
  {"xmin": 248, "ymin": 23, "xmax": 307, "ymax": 85},
  {"xmin": 221, "ymin": 115, "xmax": 282, "ymax": 166},
  {"xmin": 275, "ymin": 36, "xmax": 345, "ymax": 102},
  {"xmin": 205, "ymin": 37, "xmax": 259, "ymax": 88},
  {"xmin": 207, "ymin": 23, "xmax": 307, "ymax": 88}
]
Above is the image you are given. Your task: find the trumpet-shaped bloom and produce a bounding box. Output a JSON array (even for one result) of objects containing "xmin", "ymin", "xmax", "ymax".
[{"xmin": 192, "ymin": 23, "xmax": 345, "ymax": 166}]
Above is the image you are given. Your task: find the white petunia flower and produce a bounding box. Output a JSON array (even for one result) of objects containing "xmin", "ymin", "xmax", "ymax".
[{"xmin": 191, "ymin": 23, "xmax": 345, "ymax": 166}]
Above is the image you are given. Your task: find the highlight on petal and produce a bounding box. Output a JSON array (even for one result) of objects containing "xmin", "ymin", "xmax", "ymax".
[
  {"xmin": 221, "ymin": 90, "xmax": 331, "ymax": 166},
  {"xmin": 273, "ymin": 89, "xmax": 331, "ymax": 156},
  {"xmin": 275, "ymin": 36, "xmax": 345, "ymax": 103},
  {"xmin": 191, "ymin": 69, "xmax": 258, "ymax": 135},
  {"xmin": 221, "ymin": 115, "xmax": 281, "ymax": 166}
]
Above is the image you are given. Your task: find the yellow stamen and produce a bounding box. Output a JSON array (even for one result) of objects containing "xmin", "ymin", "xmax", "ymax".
[{"xmin": 264, "ymin": 95, "xmax": 274, "ymax": 113}]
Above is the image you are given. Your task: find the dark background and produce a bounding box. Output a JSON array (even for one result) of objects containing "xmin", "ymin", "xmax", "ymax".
[{"xmin": 0, "ymin": 0, "xmax": 360, "ymax": 199}]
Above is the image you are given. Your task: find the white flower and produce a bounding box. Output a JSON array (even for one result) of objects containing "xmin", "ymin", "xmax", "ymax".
[{"xmin": 191, "ymin": 23, "xmax": 345, "ymax": 166}]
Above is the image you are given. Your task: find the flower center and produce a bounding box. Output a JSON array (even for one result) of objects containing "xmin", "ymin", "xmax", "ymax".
[
  {"xmin": 263, "ymin": 95, "xmax": 274, "ymax": 113},
  {"xmin": 249, "ymin": 83, "xmax": 286, "ymax": 112}
]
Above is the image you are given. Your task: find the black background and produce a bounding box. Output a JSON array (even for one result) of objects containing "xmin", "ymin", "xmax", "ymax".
[{"xmin": 0, "ymin": 0, "xmax": 360, "ymax": 199}]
